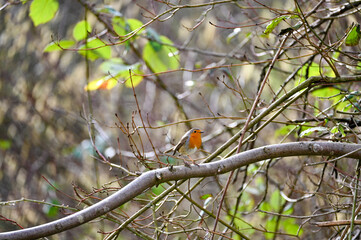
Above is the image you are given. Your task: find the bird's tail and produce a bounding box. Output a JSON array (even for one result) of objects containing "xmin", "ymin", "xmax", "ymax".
[{"xmin": 163, "ymin": 147, "xmax": 175, "ymax": 154}]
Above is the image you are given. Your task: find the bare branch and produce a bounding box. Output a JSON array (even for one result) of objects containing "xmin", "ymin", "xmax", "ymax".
[{"xmin": 1, "ymin": 141, "xmax": 361, "ymax": 240}]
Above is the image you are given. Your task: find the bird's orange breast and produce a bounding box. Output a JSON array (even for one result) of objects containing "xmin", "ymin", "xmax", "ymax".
[{"xmin": 188, "ymin": 133, "xmax": 202, "ymax": 149}]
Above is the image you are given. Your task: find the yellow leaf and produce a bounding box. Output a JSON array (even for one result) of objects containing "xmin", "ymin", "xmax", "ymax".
[{"xmin": 84, "ymin": 77, "xmax": 117, "ymax": 91}]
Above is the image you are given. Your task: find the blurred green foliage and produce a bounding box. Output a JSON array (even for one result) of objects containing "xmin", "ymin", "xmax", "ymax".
[{"xmin": 1, "ymin": 0, "xmax": 361, "ymax": 239}]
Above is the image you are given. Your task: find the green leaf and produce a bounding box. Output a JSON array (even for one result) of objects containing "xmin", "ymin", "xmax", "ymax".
[
  {"xmin": 297, "ymin": 62, "xmax": 320, "ymax": 84},
  {"xmin": 312, "ymin": 87, "xmax": 340, "ymax": 98},
  {"xmin": 112, "ymin": 17, "xmax": 144, "ymax": 40},
  {"xmin": 143, "ymin": 35, "xmax": 180, "ymax": 73},
  {"xmin": 269, "ymin": 190, "xmax": 285, "ymax": 212},
  {"xmin": 43, "ymin": 199, "xmax": 60, "ymax": 218},
  {"xmin": 100, "ymin": 59, "xmax": 144, "ymax": 88},
  {"xmin": 264, "ymin": 15, "xmax": 298, "ymax": 35},
  {"xmin": 336, "ymin": 101, "xmax": 351, "ymax": 112},
  {"xmin": 345, "ymin": 24, "xmax": 361, "ymax": 46},
  {"xmin": 127, "ymin": 19, "xmax": 144, "ymax": 33},
  {"xmin": 124, "ymin": 68, "xmax": 144, "ymax": 88},
  {"xmin": 98, "ymin": 5, "xmax": 122, "ymax": 17},
  {"xmin": 264, "ymin": 17, "xmax": 285, "ymax": 35},
  {"xmin": 29, "ymin": 0, "xmax": 59, "ymax": 26},
  {"xmin": 307, "ymin": 63, "xmax": 321, "ymax": 77},
  {"xmin": 233, "ymin": 218, "xmax": 255, "ymax": 237},
  {"xmin": 151, "ymin": 184, "xmax": 165, "ymax": 195},
  {"xmin": 100, "ymin": 58, "xmax": 125, "ymax": 74},
  {"xmin": 78, "ymin": 38, "xmax": 111, "ymax": 61},
  {"xmin": 342, "ymin": 91, "xmax": 359, "ymax": 102},
  {"xmin": 337, "ymin": 124, "xmax": 346, "ymax": 137},
  {"xmin": 44, "ymin": 40, "xmax": 75, "ymax": 52},
  {"xmin": 332, "ymin": 49, "xmax": 340, "ymax": 59},
  {"xmin": 279, "ymin": 22, "xmax": 302, "ymax": 36},
  {"xmin": 247, "ymin": 164, "xmax": 260, "ymax": 174},
  {"xmin": 227, "ymin": 208, "xmax": 255, "ymax": 237},
  {"xmin": 73, "ymin": 20, "xmax": 92, "ymax": 41},
  {"xmin": 330, "ymin": 126, "xmax": 338, "ymax": 134},
  {"xmin": 146, "ymin": 28, "xmax": 162, "ymax": 51},
  {"xmin": 354, "ymin": 103, "xmax": 361, "ymax": 112},
  {"xmin": 282, "ymin": 203, "xmax": 294, "ymax": 215},
  {"xmin": 312, "ymin": 86, "xmax": 342, "ymax": 106},
  {"xmin": 297, "ymin": 62, "xmax": 336, "ymax": 84},
  {"xmin": 0, "ymin": 139, "xmax": 11, "ymax": 150},
  {"xmin": 226, "ymin": 28, "xmax": 241, "ymax": 43},
  {"xmin": 112, "ymin": 16, "xmax": 127, "ymax": 36},
  {"xmin": 283, "ymin": 218, "xmax": 302, "ymax": 236},
  {"xmin": 275, "ymin": 125, "xmax": 298, "ymax": 138},
  {"xmin": 236, "ymin": 192, "xmax": 255, "ymax": 212},
  {"xmin": 200, "ymin": 194, "xmax": 213, "ymax": 200},
  {"xmin": 161, "ymin": 155, "xmax": 176, "ymax": 164},
  {"xmin": 264, "ymin": 217, "xmax": 276, "ymax": 239},
  {"xmin": 259, "ymin": 202, "xmax": 271, "ymax": 218},
  {"xmin": 84, "ymin": 59, "xmax": 144, "ymax": 90},
  {"xmin": 299, "ymin": 127, "xmax": 328, "ymax": 138},
  {"xmin": 300, "ymin": 62, "xmax": 320, "ymax": 79}
]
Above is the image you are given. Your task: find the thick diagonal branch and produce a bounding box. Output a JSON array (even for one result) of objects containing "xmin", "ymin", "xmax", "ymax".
[{"xmin": 1, "ymin": 141, "xmax": 361, "ymax": 240}]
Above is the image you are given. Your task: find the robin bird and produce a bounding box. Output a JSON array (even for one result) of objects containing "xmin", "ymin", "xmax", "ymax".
[{"xmin": 165, "ymin": 128, "xmax": 204, "ymax": 166}]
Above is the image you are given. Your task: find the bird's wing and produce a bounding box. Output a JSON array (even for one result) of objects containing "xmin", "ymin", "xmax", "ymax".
[
  {"xmin": 163, "ymin": 148, "xmax": 173, "ymax": 154},
  {"xmin": 172, "ymin": 134, "xmax": 188, "ymax": 155}
]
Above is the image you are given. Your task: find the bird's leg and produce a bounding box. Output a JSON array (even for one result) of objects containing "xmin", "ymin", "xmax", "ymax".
[
  {"xmin": 168, "ymin": 164, "xmax": 174, "ymax": 171},
  {"xmin": 183, "ymin": 159, "xmax": 191, "ymax": 168},
  {"xmin": 165, "ymin": 156, "xmax": 173, "ymax": 169},
  {"xmin": 187, "ymin": 155, "xmax": 199, "ymax": 166}
]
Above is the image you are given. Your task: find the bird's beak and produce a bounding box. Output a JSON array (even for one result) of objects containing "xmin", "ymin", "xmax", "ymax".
[{"xmin": 200, "ymin": 131, "xmax": 204, "ymax": 133}]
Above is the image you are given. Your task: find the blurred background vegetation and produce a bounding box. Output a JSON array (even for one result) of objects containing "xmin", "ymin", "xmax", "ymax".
[{"xmin": 1, "ymin": 0, "xmax": 361, "ymax": 239}]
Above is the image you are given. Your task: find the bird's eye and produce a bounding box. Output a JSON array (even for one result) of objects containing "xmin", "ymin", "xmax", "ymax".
[{"xmin": 193, "ymin": 130, "xmax": 197, "ymax": 133}]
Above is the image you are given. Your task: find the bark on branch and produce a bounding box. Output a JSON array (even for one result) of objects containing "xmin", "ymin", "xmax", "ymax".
[
  {"xmin": 315, "ymin": 220, "xmax": 361, "ymax": 227},
  {"xmin": 1, "ymin": 141, "xmax": 361, "ymax": 240}
]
